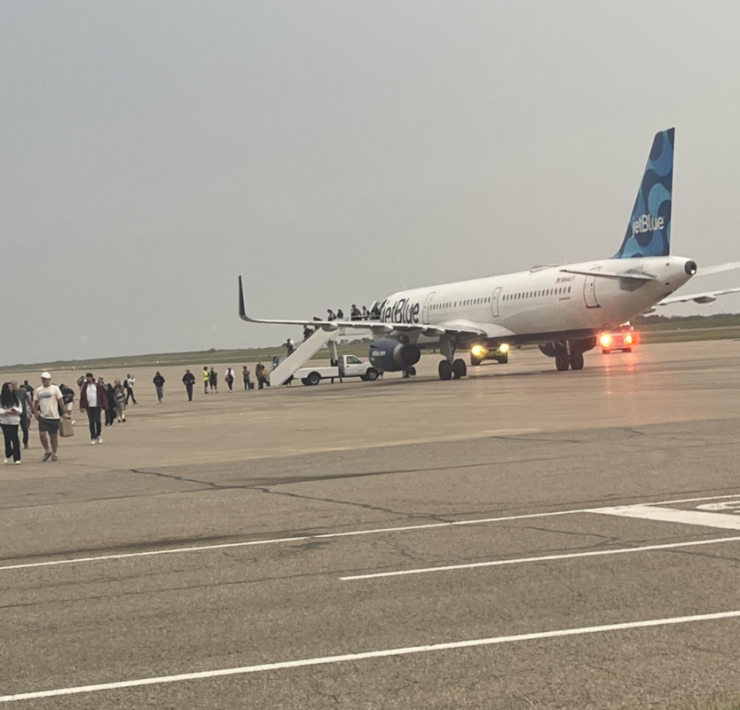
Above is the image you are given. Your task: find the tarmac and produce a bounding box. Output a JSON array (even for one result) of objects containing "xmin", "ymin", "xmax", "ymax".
[{"xmin": 2, "ymin": 340, "xmax": 740, "ymax": 709}]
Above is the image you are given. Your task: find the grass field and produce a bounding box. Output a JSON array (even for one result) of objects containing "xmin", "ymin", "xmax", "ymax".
[{"xmin": 3, "ymin": 316, "xmax": 740, "ymax": 374}]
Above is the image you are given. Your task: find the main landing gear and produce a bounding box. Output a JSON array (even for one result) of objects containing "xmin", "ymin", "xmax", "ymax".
[
  {"xmin": 542, "ymin": 339, "xmax": 592, "ymax": 372},
  {"xmin": 555, "ymin": 350, "xmax": 584, "ymax": 371},
  {"xmin": 438, "ymin": 335, "xmax": 467, "ymax": 380},
  {"xmin": 438, "ymin": 359, "xmax": 467, "ymax": 380}
]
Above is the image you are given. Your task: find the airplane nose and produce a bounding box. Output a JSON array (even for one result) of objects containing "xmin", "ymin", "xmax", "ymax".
[{"xmin": 685, "ymin": 260, "xmax": 697, "ymax": 275}]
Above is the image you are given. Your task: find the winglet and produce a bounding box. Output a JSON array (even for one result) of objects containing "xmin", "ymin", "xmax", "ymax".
[{"xmin": 238, "ymin": 276, "xmax": 249, "ymax": 322}]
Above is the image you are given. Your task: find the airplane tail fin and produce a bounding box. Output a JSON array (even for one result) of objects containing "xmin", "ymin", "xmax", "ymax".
[{"xmin": 613, "ymin": 128, "xmax": 674, "ymax": 259}]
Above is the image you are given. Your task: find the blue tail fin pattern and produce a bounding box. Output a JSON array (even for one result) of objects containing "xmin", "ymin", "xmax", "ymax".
[{"xmin": 613, "ymin": 128, "xmax": 674, "ymax": 259}]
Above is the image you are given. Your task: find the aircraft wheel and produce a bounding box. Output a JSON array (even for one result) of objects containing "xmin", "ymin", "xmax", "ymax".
[
  {"xmin": 570, "ymin": 351, "xmax": 584, "ymax": 371},
  {"xmin": 555, "ymin": 354, "xmax": 570, "ymax": 371},
  {"xmin": 452, "ymin": 359, "xmax": 467, "ymax": 379},
  {"xmin": 439, "ymin": 360, "xmax": 453, "ymax": 381},
  {"xmin": 470, "ymin": 355, "xmax": 482, "ymax": 367}
]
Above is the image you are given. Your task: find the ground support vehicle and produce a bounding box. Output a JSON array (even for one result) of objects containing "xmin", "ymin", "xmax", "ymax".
[
  {"xmin": 600, "ymin": 324, "xmax": 638, "ymax": 353},
  {"xmin": 293, "ymin": 355, "xmax": 379, "ymax": 386},
  {"xmin": 470, "ymin": 343, "xmax": 510, "ymax": 367}
]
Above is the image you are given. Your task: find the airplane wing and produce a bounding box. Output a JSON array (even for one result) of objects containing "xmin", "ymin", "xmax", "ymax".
[
  {"xmin": 559, "ymin": 268, "xmax": 656, "ymax": 281},
  {"xmin": 238, "ymin": 277, "xmax": 514, "ymax": 339},
  {"xmin": 656, "ymin": 287, "xmax": 740, "ymax": 306}
]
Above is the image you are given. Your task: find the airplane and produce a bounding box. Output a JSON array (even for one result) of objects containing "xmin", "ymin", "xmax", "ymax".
[{"xmin": 239, "ymin": 128, "xmax": 740, "ymax": 380}]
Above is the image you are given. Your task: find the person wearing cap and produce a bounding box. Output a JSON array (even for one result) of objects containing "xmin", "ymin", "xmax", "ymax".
[
  {"xmin": 79, "ymin": 372, "xmax": 109, "ymax": 445},
  {"xmin": 32, "ymin": 372, "xmax": 69, "ymax": 462}
]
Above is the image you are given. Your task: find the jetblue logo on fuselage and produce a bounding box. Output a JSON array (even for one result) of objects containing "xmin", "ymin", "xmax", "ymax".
[
  {"xmin": 381, "ymin": 298, "xmax": 420, "ymax": 324},
  {"xmin": 632, "ymin": 214, "xmax": 665, "ymax": 236}
]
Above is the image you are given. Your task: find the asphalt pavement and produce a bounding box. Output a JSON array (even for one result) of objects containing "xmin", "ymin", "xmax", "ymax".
[{"xmin": 2, "ymin": 341, "xmax": 740, "ymax": 709}]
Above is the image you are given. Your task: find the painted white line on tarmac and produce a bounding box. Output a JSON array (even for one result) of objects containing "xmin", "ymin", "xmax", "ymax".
[
  {"xmin": 592, "ymin": 504, "xmax": 740, "ymax": 530},
  {"xmin": 340, "ymin": 534, "xmax": 740, "ymax": 581},
  {"xmin": 0, "ymin": 512, "xmax": 580, "ymax": 572},
  {"xmin": 2, "ymin": 492, "xmax": 740, "ymax": 573},
  {"xmin": 2, "ymin": 609, "xmax": 740, "ymax": 703}
]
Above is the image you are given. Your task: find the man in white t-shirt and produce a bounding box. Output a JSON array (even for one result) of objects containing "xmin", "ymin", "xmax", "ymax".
[{"xmin": 32, "ymin": 372, "xmax": 69, "ymax": 462}]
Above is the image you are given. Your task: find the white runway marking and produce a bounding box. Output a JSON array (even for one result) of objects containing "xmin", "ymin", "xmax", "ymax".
[
  {"xmin": 2, "ymin": 492, "xmax": 740, "ymax": 573},
  {"xmin": 2, "ymin": 609, "xmax": 740, "ymax": 703},
  {"xmin": 341, "ymin": 534, "xmax": 740, "ymax": 580},
  {"xmin": 697, "ymin": 499, "xmax": 740, "ymax": 512},
  {"xmin": 592, "ymin": 504, "xmax": 740, "ymax": 530}
]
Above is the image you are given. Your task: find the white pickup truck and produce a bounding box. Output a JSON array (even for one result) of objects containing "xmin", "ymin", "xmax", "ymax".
[{"xmin": 292, "ymin": 354, "xmax": 380, "ymax": 386}]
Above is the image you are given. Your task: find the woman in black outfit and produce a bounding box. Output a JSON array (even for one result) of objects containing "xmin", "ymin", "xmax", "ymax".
[
  {"xmin": 0, "ymin": 382, "xmax": 22, "ymax": 464},
  {"xmin": 105, "ymin": 383, "xmax": 117, "ymax": 426}
]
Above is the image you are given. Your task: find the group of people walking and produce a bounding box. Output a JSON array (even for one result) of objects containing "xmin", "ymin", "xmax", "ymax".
[
  {"xmin": 75, "ymin": 373, "xmax": 134, "ymax": 428},
  {"xmin": 1, "ymin": 361, "xmax": 283, "ymax": 464},
  {"xmin": 1, "ymin": 373, "xmax": 78, "ymax": 463},
  {"xmin": 189, "ymin": 365, "xmax": 267, "ymax": 398}
]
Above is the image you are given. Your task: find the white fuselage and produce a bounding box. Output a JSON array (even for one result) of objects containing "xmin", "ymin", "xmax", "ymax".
[{"xmin": 378, "ymin": 256, "xmax": 694, "ymax": 346}]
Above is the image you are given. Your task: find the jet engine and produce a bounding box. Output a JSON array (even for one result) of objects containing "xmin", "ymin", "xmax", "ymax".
[{"xmin": 369, "ymin": 339, "xmax": 421, "ymax": 372}]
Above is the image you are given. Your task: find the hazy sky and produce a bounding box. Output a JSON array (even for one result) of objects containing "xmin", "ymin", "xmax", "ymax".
[{"xmin": 2, "ymin": 1, "xmax": 740, "ymax": 365}]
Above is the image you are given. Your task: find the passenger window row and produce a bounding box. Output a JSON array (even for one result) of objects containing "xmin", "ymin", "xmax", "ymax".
[
  {"xmin": 432, "ymin": 296, "xmax": 491, "ymax": 311},
  {"xmin": 503, "ymin": 286, "xmax": 572, "ymax": 301}
]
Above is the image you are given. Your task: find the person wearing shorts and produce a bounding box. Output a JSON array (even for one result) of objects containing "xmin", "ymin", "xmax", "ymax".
[{"xmin": 32, "ymin": 372, "xmax": 69, "ymax": 462}]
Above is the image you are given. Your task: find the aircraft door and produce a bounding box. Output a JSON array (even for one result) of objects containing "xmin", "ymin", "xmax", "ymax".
[
  {"xmin": 491, "ymin": 287, "xmax": 501, "ymax": 318},
  {"xmin": 584, "ymin": 268, "xmax": 601, "ymax": 309},
  {"xmin": 422, "ymin": 291, "xmax": 436, "ymax": 322}
]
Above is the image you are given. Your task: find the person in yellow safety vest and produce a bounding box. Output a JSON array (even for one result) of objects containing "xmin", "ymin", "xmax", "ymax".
[{"xmin": 202, "ymin": 366, "xmax": 210, "ymax": 395}]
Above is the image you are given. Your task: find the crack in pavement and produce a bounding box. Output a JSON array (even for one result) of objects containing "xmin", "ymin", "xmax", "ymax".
[
  {"xmin": 253, "ymin": 486, "xmax": 450, "ymax": 522},
  {"xmin": 128, "ymin": 468, "xmax": 220, "ymax": 488}
]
